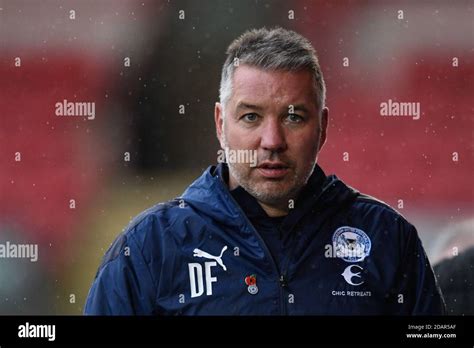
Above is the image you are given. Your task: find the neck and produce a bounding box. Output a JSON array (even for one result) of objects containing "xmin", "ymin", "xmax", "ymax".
[{"xmin": 258, "ymin": 201, "xmax": 289, "ymax": 217}]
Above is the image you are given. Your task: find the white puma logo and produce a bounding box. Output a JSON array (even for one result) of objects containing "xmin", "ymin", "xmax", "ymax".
[{"xmin": 193, "ymin": 246, "xmax": 228, "ymax": 271}]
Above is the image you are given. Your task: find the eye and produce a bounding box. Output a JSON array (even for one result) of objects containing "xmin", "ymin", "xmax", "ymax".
[
  {"xmin": 241, "ymin": 113, "xmax": 259, "ymax": 122},
  {"xmin": 286, "ymin": 114, "xmax": 304, "ymax": 123}
]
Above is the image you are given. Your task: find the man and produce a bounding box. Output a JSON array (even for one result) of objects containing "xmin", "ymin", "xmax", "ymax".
[{"xmin": 84, "ymin": 27, "xmax": 445, "ymax": 315}]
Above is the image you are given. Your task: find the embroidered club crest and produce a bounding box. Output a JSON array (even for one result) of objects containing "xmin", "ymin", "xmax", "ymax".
[{"xmin": 332, "ymin": 226, "xmax": 371, "ymax": 262}]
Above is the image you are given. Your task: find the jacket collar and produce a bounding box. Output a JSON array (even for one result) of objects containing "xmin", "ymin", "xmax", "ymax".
[
  {"xmin": 182, "ymin": 162, "xmax": 359, "ymax": 233},
  {"xmin": 214, "ymin": 163, "xmax": 327, "ymax": 229}
]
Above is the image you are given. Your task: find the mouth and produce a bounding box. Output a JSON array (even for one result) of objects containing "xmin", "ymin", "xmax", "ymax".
[{"xmin": 257, "ymin": 162, "xmax": 290, "ymax": 179}]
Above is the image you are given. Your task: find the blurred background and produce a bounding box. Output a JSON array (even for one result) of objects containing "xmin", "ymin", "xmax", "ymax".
[{"xmin": 0, "ymin": 0, "xmax": 472, "ymax": 315}]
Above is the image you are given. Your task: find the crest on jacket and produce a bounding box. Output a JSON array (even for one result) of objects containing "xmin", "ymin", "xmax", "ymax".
[{"xmin": 332, "ymin": 226, "xmax": 371, "ymax": 262}]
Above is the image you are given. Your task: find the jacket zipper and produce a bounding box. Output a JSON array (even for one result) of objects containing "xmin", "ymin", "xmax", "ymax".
[
  {"xmin": 216, "ymin": 181, "xmax": 286, "ymax": 314},
  {"xmin": 215, "ymin": 175, "xmax": 336, "ymax": 315},
  {"xmin": 276, "ymin": 182, "xmax": 335, "ymax": 314},
  {"xmin": 277, "ymin": 226, "xmax": 295, "ymax": 316}
]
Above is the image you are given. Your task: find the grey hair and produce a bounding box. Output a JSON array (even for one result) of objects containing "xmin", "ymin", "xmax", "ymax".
[{"xmin": 219, "ymin": 27, "xmax": 326, "ymax": 114}]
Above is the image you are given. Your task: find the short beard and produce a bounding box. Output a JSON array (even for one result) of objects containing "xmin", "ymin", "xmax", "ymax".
[
  {"xmin": 223, "ymin": 131, "xmax": 316, "ymax": 206},
  {"xmin": 228, "ymin": 159, "xmax": 315, "ymax": 205}
]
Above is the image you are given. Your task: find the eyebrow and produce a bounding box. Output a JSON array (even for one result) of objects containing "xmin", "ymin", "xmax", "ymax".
[
  {"xmin": 235, "ymin": 102, "xmax": 310, "ymax": 114},
  {"xmin": 235, "ymin": 102, "xmax": 265, "ymax": 112}
]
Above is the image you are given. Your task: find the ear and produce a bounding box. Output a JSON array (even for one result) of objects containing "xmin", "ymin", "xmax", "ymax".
[
  {"xmin": 214, "ymin": 102, "xmax": 225, "ymax": 149},
  {"xmin": 318, "ymin": 107, "xmax": 329, "ymax": 150}
]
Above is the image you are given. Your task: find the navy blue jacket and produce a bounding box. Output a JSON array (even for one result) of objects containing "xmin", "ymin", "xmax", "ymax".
[{"xmin": 84, "ymin": 164, "xmax": 445, "ymax": 315}]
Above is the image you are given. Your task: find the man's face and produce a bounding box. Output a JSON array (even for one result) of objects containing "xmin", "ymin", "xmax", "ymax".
[{"xmin": 215, "ymin": 64, "xmax": 328, "ymax": 208}]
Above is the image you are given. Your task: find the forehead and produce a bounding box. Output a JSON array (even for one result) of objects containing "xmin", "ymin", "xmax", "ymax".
[{"xmin": 231, "ymin": 65, "xmax": 315, "ymax": 108}]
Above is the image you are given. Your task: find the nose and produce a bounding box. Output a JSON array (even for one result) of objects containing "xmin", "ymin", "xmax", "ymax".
[{"xmin": 259, "ymin": 118, "xmax": 287, "ymax": 153}]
